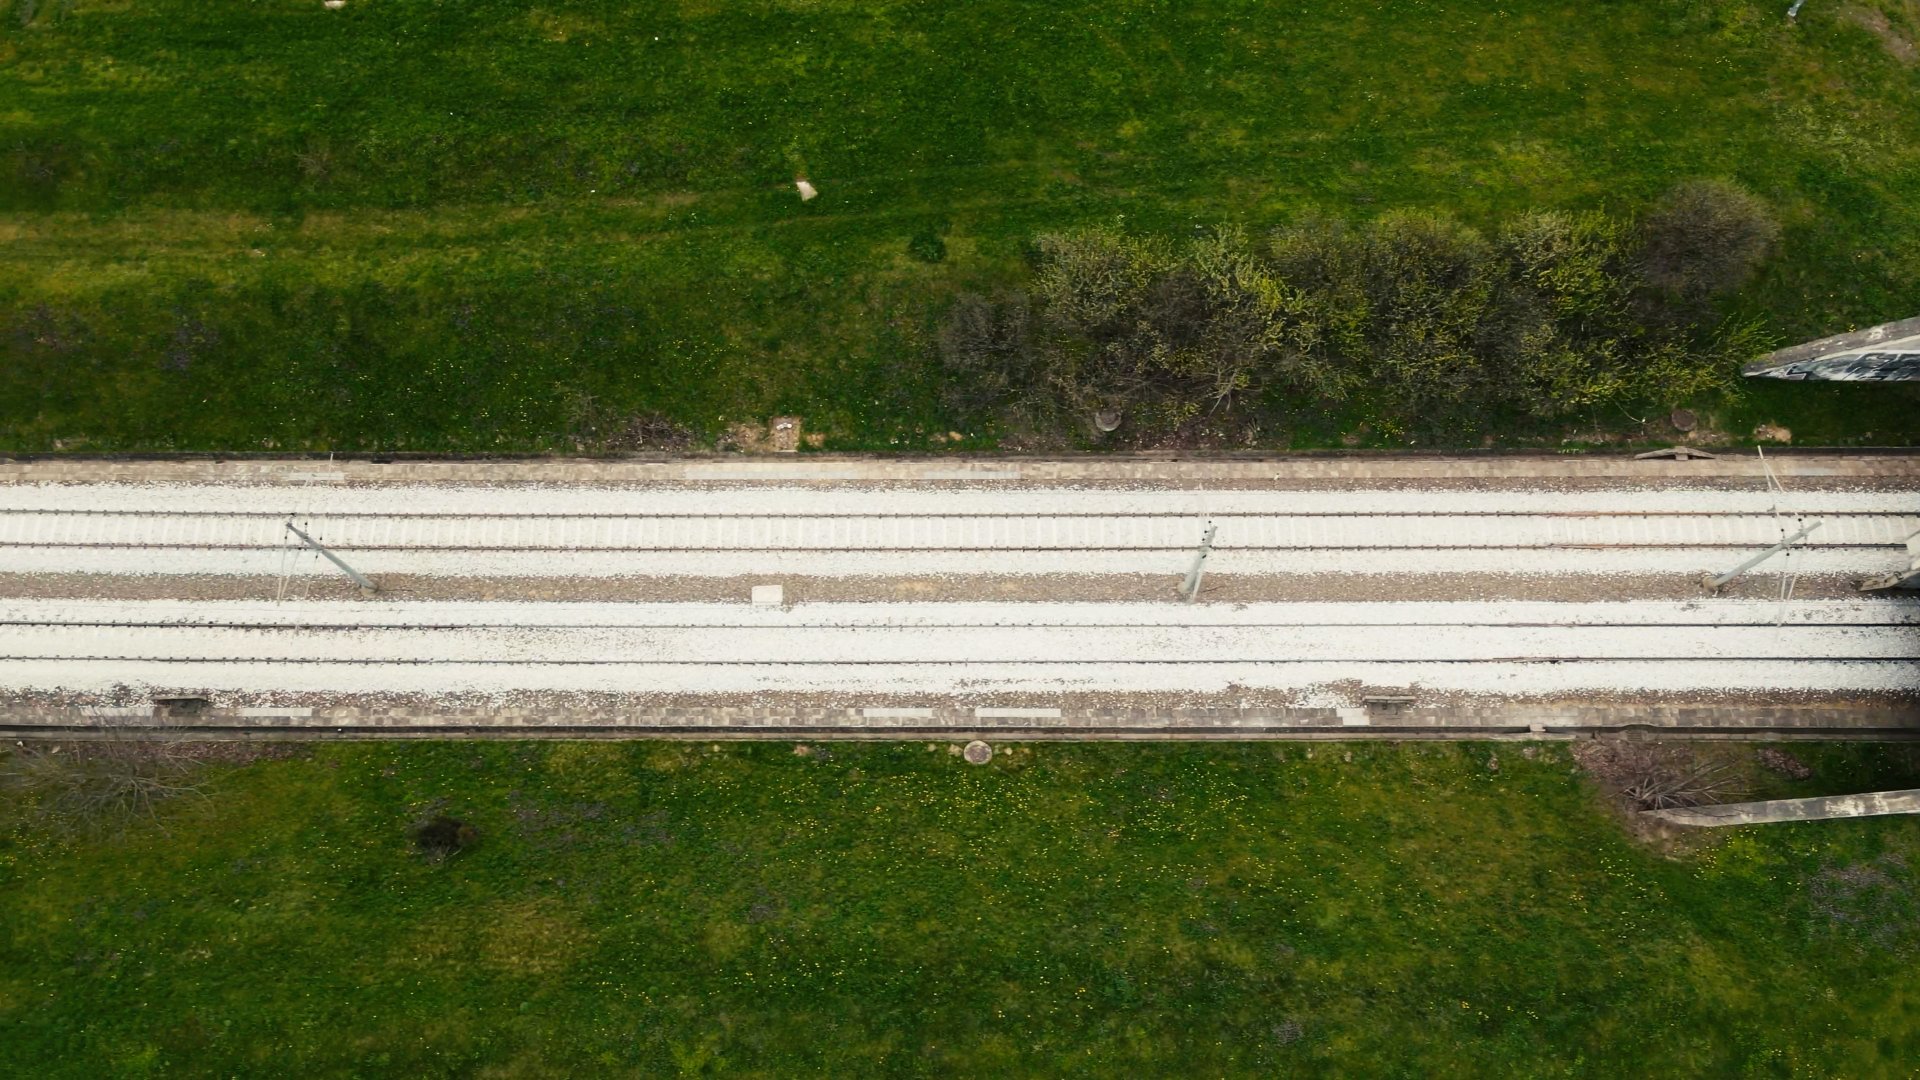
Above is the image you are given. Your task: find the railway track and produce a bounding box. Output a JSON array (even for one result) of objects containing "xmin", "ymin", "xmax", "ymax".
[
  {"xmin": 2, "ymin": 487, "xmax": 1914, "ymax": 577},
  {"xmin": 1, "ymin": 600, "xmax": 1913, "ymax": 697},
  {"xmin": 2, "ymin": 470, "xmax": 1915, "ymax": 726}
]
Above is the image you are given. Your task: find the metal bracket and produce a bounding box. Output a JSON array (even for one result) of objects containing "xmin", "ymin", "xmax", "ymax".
[
  {"xmin": 1860, "ymin": 531, "xmax": 1920, "ymax": 592},
  {"xmin": 1702, "ymin": 520, "xmax": 1823, "ymax": 590},
  {"xmin": 1860, "ymin": 569, "xmax": 1920, "ymax": 592}
]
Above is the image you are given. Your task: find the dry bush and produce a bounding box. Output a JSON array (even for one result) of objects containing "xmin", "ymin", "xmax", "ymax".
[
  {"xmin": 412, "ymin": 814, "xmax": 480, "ymax": 859},
  {"xmin": 1636, "ymin": 179, "xmax": 1780, "ymax": 301},
  {"xmin": 2, "ymin": 744, "xmax": 206, "ymax": 831},
  {"xmin": 1755, "ymin": 747, "xmax": 1814, "ymax": 781},
  {"xmin": 3, "ymin": 736, "xmax": 205, "ymax": 834},
  {"xmin": 1574, "ymin": 741, "xmax": 1751, "ymax": 811},
  {"xmin": 1809, "ymin": 854, "xmax": 1918, "ymax": 950},
  {"xmin": 1, "ymin": 712, "xmax": 298, "ymax": 834},
  {"xmin": 564, "ymin": 393, "xmax": 699, "ymax": 452}
]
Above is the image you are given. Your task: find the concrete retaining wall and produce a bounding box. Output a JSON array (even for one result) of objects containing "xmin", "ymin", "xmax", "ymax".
[{"xmin": 1649, "ymin": 789, "xmax": 1920, "ymax": 826}]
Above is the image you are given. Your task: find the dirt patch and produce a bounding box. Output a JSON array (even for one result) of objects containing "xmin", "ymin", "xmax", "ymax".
[
  {"xmin": 1755, "ymin": 746, "xmax": 1815, "ymax": 780},
  {"xmin": 1808, "ymin": 853, "xmax": 1918, "ymax": 949},
  {"xmin": 717, "ymin": 418, "xmax": 804, "ymax": 453},
  {"xmin": 769, "ymin": 416, "xmax": 802, "ymax": 452},
  {"xmin": 607, "ymin": 413, "xmax": 698, "ymax": 453},
  {"xmin": 564, "ymin": 399, "xmax": 698, "ymax": 452},
  {"xmin": 1573, "ymin": 741, "xmax": 1751, "ymax": 811},
  {"xmin": 1573, "ymin": 741, "xmax": 1760, "ymax": 853},
  {"xmin": 1843, "ymin": 4, "xmax": 1918, "ymax": 64}
]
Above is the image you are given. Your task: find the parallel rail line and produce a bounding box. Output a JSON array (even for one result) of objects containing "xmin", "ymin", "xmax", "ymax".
[{"xmin": 2, "ymin": 512, "xmax": 1913, "ymax": 550}]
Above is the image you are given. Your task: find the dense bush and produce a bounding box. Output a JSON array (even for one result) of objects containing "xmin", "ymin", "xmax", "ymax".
[
  {"xmin": 1637, "ymin": 179, "xmax": 1780, "ymax": 303},
  {"xmin": 941, "ymin": 182, "xmax": 1777, "ymax": 439}
]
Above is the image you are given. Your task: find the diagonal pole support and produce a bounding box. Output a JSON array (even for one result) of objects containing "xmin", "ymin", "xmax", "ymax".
[
  {"xmin": 1702, "ymin": 520, "xmax": 1821, "ymax": 591},
  {"xmin": 286, "ymin": 522, "xmax": 378, "ymax": 593}
]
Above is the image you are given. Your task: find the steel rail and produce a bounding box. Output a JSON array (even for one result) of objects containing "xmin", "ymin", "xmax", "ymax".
[
  {"xmin": 4, "ymin": 724, "xmax": 1918, "ymax": 744},
  {"xmin": 0, "ymin": 542, "xmax": 1905, "ymax": 552},
  {"xmin": 0, "ymin": 619, "xmax": 1914, "ymax": 631},
  {"xmin": 4, "ymin": 656, "xmax": 1912, "ymax": 665},
  {"xmin": 7, "ymin": 509, "xmax": 1917, "ymax": 520}
]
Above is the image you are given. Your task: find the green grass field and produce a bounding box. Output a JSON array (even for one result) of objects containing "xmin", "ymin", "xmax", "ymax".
[
  {"xmin": 3, "ymin": 0, "xmax": 1919, "ymax": 450},
  {"xmin": 3, "ymin": 740, "xmax": 1918, "ymax": 1076}
]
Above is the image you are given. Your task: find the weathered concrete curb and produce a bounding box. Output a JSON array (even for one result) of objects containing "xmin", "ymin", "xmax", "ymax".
[
  {"xmin": 4, "ymin": 451, "xmax": 1918, "ymax": 486},
  {"xmin": 1745, "ymin": 316, "xmax": 1920, "ymax": 374},
  {"xmin": 1649, "ymin": 788, "xmax": 1920, "ymax": 826},
  {"xmin": 6, "ymin": 700, "xmax": 1914, "ymax": 741}
]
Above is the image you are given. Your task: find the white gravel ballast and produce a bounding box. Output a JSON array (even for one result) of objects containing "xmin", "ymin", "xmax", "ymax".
[{"xmin": 0, "ymin": 598, "xmax": 1913, "ymax": 698}]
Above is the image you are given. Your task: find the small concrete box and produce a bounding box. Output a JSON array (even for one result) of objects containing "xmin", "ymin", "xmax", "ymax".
[{"xmin": 751, "ymin": 584, "xmax": 784, "ymax": 607}]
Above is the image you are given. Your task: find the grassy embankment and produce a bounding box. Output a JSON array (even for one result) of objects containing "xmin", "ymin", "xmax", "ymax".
[
  {"xmin": 2, "ymin": 740, "xmax": 1918, "ymax": 1075},
  {"xmin": 3, "ymin": 0, "xmax": 1919, "ymax": 450}
]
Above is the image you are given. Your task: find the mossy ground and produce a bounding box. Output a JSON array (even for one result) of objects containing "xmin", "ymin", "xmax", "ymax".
[
  {"xmin": 3, "ymin": 0, "xmax": 1918, "ymax": 450},
  {"xmin": 3, "ymin": 740, "xmax": 1917, "ymax": 1076}
]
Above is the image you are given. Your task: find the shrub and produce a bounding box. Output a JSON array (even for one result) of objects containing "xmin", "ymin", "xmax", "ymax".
[
  {"xmin": 1, "ymin": 739, "xmax": 205, "ymax": 835},
  {"xmin": 936, "ymin": 290, "xmax": 1035, "ymax": 414},
  {"xmin": 943, "ymin": 206, "xmax": 1763, "ymax": 442},
  {"xmin": 1626, "ymin": 316, "xmax": 1769, "ymax": 404},
  {"xmin": 1499, "ymin": 211, "xmax": 1630, "ymax": 329},
  {"xmin": 1636, "ymin": 179, "xmax": 1780, "ymax": 301},
  {"xmin": 1357, "ymin": 214, "xmax": 1501, "ymax": 407},
  {"xmin": 1497, "ymin": 212, "xmax": 1636, "ymax": 415},
  {"xmin": 1756, "ymin": 747, "xmax": 1814, "ymax": 781},
  {"xmin": 413, "ymin": 814, "xmax": 479, "ymax": 858},
  {"xmin": 1182, "ymin": 226, "xmax": 1338, "ymax": 406},
  {"xmin": 1028, "ymin": 229, "xmax": 1175, "ymax": 414},
  {"xmin": 1031, "ymin": 229, "xmax": 1168, "ymax": 339}
]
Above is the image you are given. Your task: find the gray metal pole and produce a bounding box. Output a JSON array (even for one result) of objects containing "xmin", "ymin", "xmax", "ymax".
[
  {"xmin": 1702, "ymin": 520, "xmax": 1822, "ymax": 590},
  {"xmin": 1180, "ymin": 522, "xmax": 1216, "ymax": 603},
  {"xmin": 286, "ymin": 522, "xmax": 378, "ymax": 592}
]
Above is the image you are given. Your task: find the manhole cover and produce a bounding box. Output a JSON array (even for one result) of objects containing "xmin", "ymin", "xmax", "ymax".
[
  {"xmin": 1669, "ymin": 408, "xmax": 1697, "ymax": 432},
  {"xmin": 1094, "ymin": 410, "xmax": 1122, "ymax": 433},
  {"xmin": 963, "ymin": 740, "xmax": 993, "ymax": 765}
]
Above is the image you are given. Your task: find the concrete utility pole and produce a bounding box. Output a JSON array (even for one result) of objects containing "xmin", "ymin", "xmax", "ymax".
[
  {"xmin": 1179, "ymin": 522, "xmax": 1216, "ymax": 603},
  {"xmin": 286, "ymin": 522, "xmax": 378, "ymax": 593},
  {"xmin": 1702, "ymin": 520, "xmax": 1822, "ymax": 590}
]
